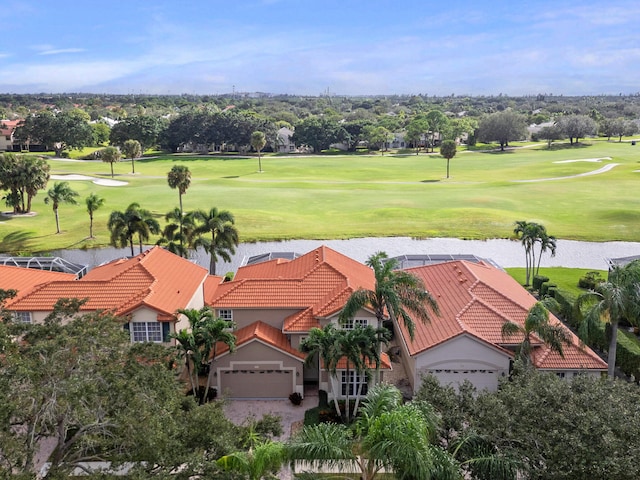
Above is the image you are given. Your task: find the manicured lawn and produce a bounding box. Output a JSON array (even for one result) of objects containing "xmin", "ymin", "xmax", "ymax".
[
  {"xmin": 2, "ymin": 139, "xmax": 640, "ymax": 254},
  {"xmin": 505, "ymin": 267, "xmax": 607, "ymax": 296}
]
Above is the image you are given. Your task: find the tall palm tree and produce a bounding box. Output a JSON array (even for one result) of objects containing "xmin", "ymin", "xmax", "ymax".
[
  {"xmin": 577, "ymin": 260, "xmax": 640, "ymax": 378},
  {"xmin": 167, "ymin": 165, "xmax": 191, "ymax": 215},
  {"xmin": 84, "ymin": 193, "xmax": 105, "ymax": 239},
  {"xmin": 501, "ymin": 300, "xmax": 572, "ymax": 367},
  {"xmin": 513, "ymin": 220, "xmax": 537, "ymax": 286},
  {"xmin": 339, "ymin": 251, "xmax": 439, "ymax": 382},
  {"xmin": 250, "ymin": 130, "xmax": 266, "ymax": 172},
  {"xmin": 288, "ymin": 384, "xmax": 459, "ymax": 480},
  {"xmin": 200, "ymin": 316, "xmax": 236, "ymax": 403},
  {"xmin": 44, "ymin": 181, "xmax": 78, "ymax": 234},
  {"xmin": 108, "ymin": 202, "xmax": 158, "ymax": 256},
  {"xmin": 191, "ymin": 207, "xmax": 239, "ymax": 274}
]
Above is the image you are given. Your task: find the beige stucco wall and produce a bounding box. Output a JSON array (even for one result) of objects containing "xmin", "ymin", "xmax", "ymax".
[
  {"xmin": 213, "ymin": 340, "xmax": 304, "ymax": 396},
  {"xmin": 412, "ymin": 335, "xmax": 511, "ymax": 392}
]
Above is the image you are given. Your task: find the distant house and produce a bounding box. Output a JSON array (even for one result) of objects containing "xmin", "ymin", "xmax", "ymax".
[
  {"xmin": 6, "ymin": 247, "xmax": 211, "ymax": 344},
  {"xmin": 276, "ymin": 126, "xmax": 297, "ymax": 153},
  {"xmin": 0, "ymin": 119, "xmax": 20, "ymax": 151}
]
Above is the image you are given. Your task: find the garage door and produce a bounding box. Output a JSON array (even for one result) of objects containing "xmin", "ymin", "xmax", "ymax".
[{"xmin": 220, "ymin": 369, "xmax": 293, "ymax": 398}]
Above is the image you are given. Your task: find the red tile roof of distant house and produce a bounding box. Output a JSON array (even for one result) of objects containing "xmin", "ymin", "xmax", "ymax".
[
  {"xmin": 207, "ymin": 246, "xmax": 376, "ymax": 332},
  {"xmin": 332, "ymin": 352, "xmax": 392, "ymax": 370},
  {"xmin": 9, "ymin": 247, "xmax": 209, "ymax": 320},
  {"xmin": 1, "ymin": 266, "xmax": 75, "ymax": 307},
  {"xmin": 403, "ymin": 260, "xmax": 607, "ymax": 371},
  {"xmin": 0, "ymin": 119, "xmax": 20, "ymax": 136},
  {"xmin": 215, "ymin": 321, "xmax": 306, "ymax": 360}
]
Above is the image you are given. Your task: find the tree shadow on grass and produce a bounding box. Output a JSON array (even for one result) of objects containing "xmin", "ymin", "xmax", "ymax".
[
  {"xmin": 0, "ymin": 231, "xmax": 35, "ymax": 254},
  {"xmin": 545, "ymin": 142, "xmax": 591, "ymax": 151},
  {"xmin": 421, "ymin": 179, "xmax": 441, "ymax": 183}
]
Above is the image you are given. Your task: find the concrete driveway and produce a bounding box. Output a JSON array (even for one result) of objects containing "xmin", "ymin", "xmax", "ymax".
[{"xmin": 223, "ymin": 397, "xmax": 312, "ymax": 440}]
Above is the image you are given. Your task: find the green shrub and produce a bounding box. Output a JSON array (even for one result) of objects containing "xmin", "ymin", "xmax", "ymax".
[
  {"xmin": 615, "ymin": 330, "xmax": 640, "ymax": 380},
  {"xmin": 578, "ymin": 271, "xmax": 604, "ymax": 290},
  {"xmin": 533, "ymin": 275, "xmax": 550, "ymax": 291},
  {"xmin": 540, "ymin": 282, "xmax": 557, "ymax": 296},
  {"xmin": 553, "ymin": 289, "xmax": 578, "ymax": 326}
]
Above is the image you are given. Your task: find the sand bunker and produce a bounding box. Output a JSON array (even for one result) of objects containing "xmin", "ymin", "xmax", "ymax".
[
  {"xmin": 514, "ymin": 163, "xmax": 620, "ymax": 183},
  {"xmin": 553, "ymin": 157, "xmax": 612, "ymax": 164},
  {"xmin": 93, "ymin": 179, "xmax": 128, "ymax": 186},
  {"xmin": 49, "ymin": 174, "xmax": 128, "ymax": 186},
  {"xmin": 50, "ymin": 174, "xmax": 95, "ymax": 181}
]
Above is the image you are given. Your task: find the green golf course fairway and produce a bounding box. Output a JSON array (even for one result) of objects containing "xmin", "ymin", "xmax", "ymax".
[{"xmin": 1, "ymin": 139, "xmax": 639, "ymax": 254}]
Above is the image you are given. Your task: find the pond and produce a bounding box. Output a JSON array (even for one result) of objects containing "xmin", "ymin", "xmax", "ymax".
[{"xmin": 49, "ymin": 237, "xmax": 640, "ymax": 273}]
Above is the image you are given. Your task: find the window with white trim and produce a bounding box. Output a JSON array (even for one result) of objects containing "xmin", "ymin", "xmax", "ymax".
[
  {"xmin": 341, "ymin": 371, "xmax": 369, "ymax": 396},
  {"xmin": 132, "ymin": 322, "xmax": 162, "ymax": 343},
  {"xmin": 342, "ymin": 318, "xmax": 368, "ymax": 330},
  {"xmin": 13, "ymin": 311, "xmax": 32, "ymax": 324},
  {"xmin": 217, "ymin": 309, "xmax": 233, "ymax": 321}
]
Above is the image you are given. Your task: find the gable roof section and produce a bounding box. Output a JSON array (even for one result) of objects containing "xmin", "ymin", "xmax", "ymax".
[
  {"xmin": 404, "ymin": 260, "xmax": 607, "ymax": 371},
  {"xmin": 9, "ymin": 247, "xmax": 209, "ymax": 319},
  {"xmin": 1, "ymin": 266, "xmax": 75, "ymax": 307},
  {"xmin": 207, "ymin": 246, "xmax": 376, "ymax": 332},
  {"xmin": 215, "ymin": 321, "xmax": 306, "ymax": 361}
]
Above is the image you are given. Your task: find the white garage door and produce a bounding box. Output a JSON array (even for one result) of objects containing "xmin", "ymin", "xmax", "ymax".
[{"xmin": 220, "ymin": 369, "xmax": 293, "ymax": 398}]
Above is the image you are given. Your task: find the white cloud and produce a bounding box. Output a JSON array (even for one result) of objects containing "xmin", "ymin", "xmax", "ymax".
[{"xmin": 38, "ymin": 48, "xmax": 86, "ymax": 56}]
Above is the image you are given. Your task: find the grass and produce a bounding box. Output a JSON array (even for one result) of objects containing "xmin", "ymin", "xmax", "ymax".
[
  {"xmin": 2, "ymin": 138, "xmax": 640, "ymax": 254},
  {"xmin": 505, "ymin": 267, "xmax": 607, "ymax": 296}
]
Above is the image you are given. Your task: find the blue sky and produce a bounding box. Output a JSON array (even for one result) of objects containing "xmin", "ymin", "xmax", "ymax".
[{"xmin": 1, "ymin": 0, "xmax": 638, "ymax": 96}]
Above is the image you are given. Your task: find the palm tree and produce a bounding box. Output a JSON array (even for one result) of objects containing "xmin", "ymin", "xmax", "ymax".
[
  {"xmin": 101, "ymin": 146, "xmax": 121, "ymax": 178},
  {"xmin": 577, "ymin": 260, "xmax": 640, "ymax": 378},
  {"xmin": 171, "ymin": 329, "xmax": 200, "ymax": 396},
  {"xmin": 191, "ymin": 207, "xmax": 239, "ymax": 275},
  {"xmin": 288, "ymin": 384, "xmax": 459, "ymax": 480},
  {"xmin": 108, "ymin": 202, "xmax": 159, "ymax": 256},
  {"xmin": 501, "ymin": 300, "xmax": 572, "ymax": 367},
  {"xmin": 513, "ymin": 220, "xmax": 537, "ymax": 286},
  {"xmin": 44, "ymin": 181, "xmax": 78, "ymax": 234},
  {"xmin": 351, "ymin": 325, "xmax": 389, "ymax": 419},
  {"xmin": 122, "ymin": 139, "xmax": 142, "ymax": 174},
  {"xmin": 157, "ymin": 207, "xmax": 194, "ymax": 257},
  {"xmin": 250, "ymin": 130, "xmax": 266, "ymax": 172},
  {"xmin": 84, "ymin": 193, "xmax": 105, "ymax": 238},
  {"xmin": 513, "ymin": 221, "xmax": 556, "ymax": 286},
  {"xmin": 200, "ymin": 315, "xmax": 236, "ymax": 403},
  {"xmin": 339, "ymin": 251, "xmax": 439, "ymax": 381},
  {"xmin": 300, "ymin": 324, "xmax": 343, "ymax": 418},
  {"xmin": 167, "ymin": 165, "xmax": 191, "ymax": 215}
]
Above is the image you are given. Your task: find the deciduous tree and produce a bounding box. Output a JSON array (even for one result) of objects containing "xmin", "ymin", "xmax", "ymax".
[{"xmin": 477, "ymin": 110, "xmax": 528, "ymax": 150}]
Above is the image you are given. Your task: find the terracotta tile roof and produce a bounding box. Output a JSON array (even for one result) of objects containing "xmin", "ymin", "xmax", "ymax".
[
  {"xmin": 0, "ymin": 119, "xmax": 20, "ymax": 136},
  {"xmin": 9, "ymin": 247, "xmax": 208, "ymax": 319},
  {"xmin": 331, "ymin": 352, "xmax": 392, "ymax": 370},
  {"xmin": 216, "ymin": 321, "xmax": 306, "ymax": 360},
  {"xmin": 404, "ymin": 260, "xmax": 607, "ymax": 371},
  {"xmin": 206, "ymin": 246, "xmax": 375, "ymax": 332},
  {"xmin": 1, "ymin": 266, "xmax": 76, "ymax": 307}
]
